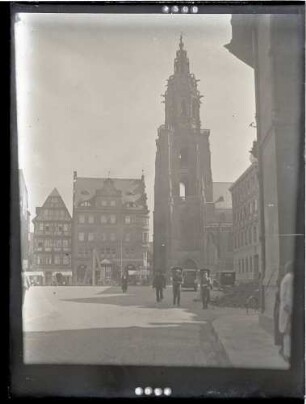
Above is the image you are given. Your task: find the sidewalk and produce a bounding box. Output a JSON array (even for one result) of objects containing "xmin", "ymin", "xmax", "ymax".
[{"xmin": 212, "ymin": 308, "xmax": 288, "ymax": 369}]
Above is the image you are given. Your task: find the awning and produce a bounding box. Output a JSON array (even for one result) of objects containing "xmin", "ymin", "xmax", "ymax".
[
  {"xmin": 100, "ymin": 259, "xmax": 112, "ymax": 265},
  {"xmin": 25, "ymin": 271, "xmax": 44, "ymax": 276},
  {"xmin": 53, "ymin": 271, "xmax": 73, "ymax": 276},
  {"xmin": 128, "ymin": 270, "xmax": 137, "ymax": 275}
]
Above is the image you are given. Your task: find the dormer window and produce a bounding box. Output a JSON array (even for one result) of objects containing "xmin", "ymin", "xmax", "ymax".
[{"xmin": 81, "ymin": 201, "xmax": 91, "ymax": 207}]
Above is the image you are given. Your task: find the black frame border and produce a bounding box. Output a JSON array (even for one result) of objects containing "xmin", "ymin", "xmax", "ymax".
[{"xmin": 7, "ymin": 1, "xmax": 305, "ymax": 399}]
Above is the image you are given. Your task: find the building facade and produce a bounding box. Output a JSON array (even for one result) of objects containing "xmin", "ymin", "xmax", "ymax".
[
  {"xmin": 19, "ymin": 169, "xmax": 30, "ymax": 271},
  {"xmin": 28, "ymin": 232, "xmax": 34, "ymax": 270},
  {"xmin": 153, "ymin": 36, "xmax": 215, "ymax": 274},
  {"xmin": 230, "ymin": 162, "xmax": 261, "ymax": 282},
  {"xmin": 225, "ymin": 13, "xmax": 303, "ymax": 331},
  {"xmin": 205, "ymin": 183, "xmax": 234, "ymax": 273},
  {"xmin": 72, "ymin": 172, "xmax": 150, "ymax": 285},
  {"xmin": 32, "ymin": 188, "xmax": 73, "ymax": 285}
]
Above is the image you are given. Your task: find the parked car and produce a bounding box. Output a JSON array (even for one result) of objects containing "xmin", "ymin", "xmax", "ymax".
[
  {"xmin": 215, "ymin": 271, "xmax": 236, "ymax": 288},
  {"xmin": 182, "ymin": 269, "xmax": 198, "ymax": 291}
]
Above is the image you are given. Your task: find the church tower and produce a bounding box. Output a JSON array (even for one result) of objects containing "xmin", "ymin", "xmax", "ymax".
[{"xmin": 153, "ymin": 36, "xmax": 214, "ymax": 273}]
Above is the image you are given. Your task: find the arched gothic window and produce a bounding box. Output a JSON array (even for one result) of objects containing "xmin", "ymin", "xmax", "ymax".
[{"xmin": 179, "ymin": 181, "xmax": 187, "ymax": 199}]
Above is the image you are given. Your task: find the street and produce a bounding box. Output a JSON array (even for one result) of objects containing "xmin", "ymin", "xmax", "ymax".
[{"xmin": 23, "ymin": 285, "xmax": 230, "ymax": 366}]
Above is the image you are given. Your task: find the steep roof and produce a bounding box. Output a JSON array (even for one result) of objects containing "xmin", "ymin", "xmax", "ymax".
[
  {"xmin": 32, "ymin": 188, "xmax": 72, "ymax": 222},
  {"xmin": 74, "ymin": 176, "xmax": 148, "ymax": 210},
  {"xmin": 49, "ymin": 188, "xmax": 61, "ymax": 197},
  {"xmin": 213, "ymin": 182, "xmax": 233, "ymax": 209}
]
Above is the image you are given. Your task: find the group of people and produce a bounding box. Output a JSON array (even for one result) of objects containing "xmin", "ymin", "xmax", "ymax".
[
  {"xmin": 152, "ymin": 269, "xmax": 212, "ymax": 308},
  {"xmin": 274, "ymin": 261, "xmax": 294, "ymax": 363}
]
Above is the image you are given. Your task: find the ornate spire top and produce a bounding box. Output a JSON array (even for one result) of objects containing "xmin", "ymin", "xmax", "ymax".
[
  {"xmin": 179, "ymin": 34, "xmax": 184, "ymax": 50},
  {"xmin": 174, "ymin": 34, "xmax": 189, "ymax": 75}
]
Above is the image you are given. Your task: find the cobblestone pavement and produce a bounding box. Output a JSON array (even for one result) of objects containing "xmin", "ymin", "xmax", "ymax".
[{"xmin": 23, "ymin": 285, "xmax": 230, "ymax": 366}]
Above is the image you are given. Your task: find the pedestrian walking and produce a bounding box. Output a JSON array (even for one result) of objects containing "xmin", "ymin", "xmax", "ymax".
[
  {"xmin": 279, "ymin": 261, "xmax": 294, "ymax": 363},
  {"xmin": 121, "ymin": 272, "xmax": 128, "ymax": 293},
  {"xmin": 22, "ymin": 271, "xmax": 31, "ymax": 306},
  {"xmin": 152, "ymin": 271, "xmax": 166, "ymax": 302},
  {"xmin": 200, "ymin": 270, "xmax": 212, "ymax": 309},
  {"xmin": 172, "ymin": 269, "xmax": 183, "ymax": 306}
]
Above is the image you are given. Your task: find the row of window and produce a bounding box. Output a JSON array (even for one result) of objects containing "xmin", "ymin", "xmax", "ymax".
[
  {"xmin": 35, "ymin": 239, "xmax": 70, "ymax": 249},
  {"xmin": 35, "ymin": 223, "xmax": 71, "ymax": 232},
  {"xmin": 233, "ymin": 199, "xmax": 258, "ymax": 224},
  {"xmin": 78, "ymin": 214, "xmax": 118, "ymax": 224},
  {"xmin": 234, "ymin": 225, "xmax": 258, "ymax": 249},
  {"xmin": 72, "ymin": 214, "xmax": 150, "ymax": 225},
  {"xmin": 78, "ymin": 232, "xmax": 149, "ymax": 243},
  {"xmin": 34, "ymin": 254, "xmax": 70, "ymax": 265},
  {"xmin": 80, "ymin": 199, "xmax": 117, "ymax": 208},
  {"xmin": 78, "ymin": 214, "xmax": 147, "ymax": 225},
  {"xmin": 46, "ymin": 197, "xmax": 61, "ymax": 207},
  {"xmin": 237, "ymin": 254, "xmax": 259, "ymax": 275},
  {"xmin": 79, "ymin": 200, "xmax": 143, "ymax": 209},
  {"xmin": 78, "ymin": 248, "xmax": 144, "ymax": 258},
  {"xmin": 41, "ymin": 209, "xmax": 68, "ymax": 219}
]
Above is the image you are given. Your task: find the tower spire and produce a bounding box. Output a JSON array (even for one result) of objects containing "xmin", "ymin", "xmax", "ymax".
[
  {"xmin": 179, "ymin": 33, "xmax": 184, "ymax": 50},
  {"xmin": 174, "ymin": 34, "xmax": 189, "ymax": 75}
]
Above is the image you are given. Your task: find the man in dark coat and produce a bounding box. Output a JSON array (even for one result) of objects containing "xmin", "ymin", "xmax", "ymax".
[
  {"xmin": 121, "ymin": 272, "xmax": 128, "ymax": 293},
  {"xmin": 200, "ymin": 271, "xmax": 212, "ymax": 309},
  {"xmin": 172, "ymin": 269, "xmax": 183, "ymax": 306},
  {"xmin": 152, "ymin": 271, "xmax": 166, "ymax": 302}
]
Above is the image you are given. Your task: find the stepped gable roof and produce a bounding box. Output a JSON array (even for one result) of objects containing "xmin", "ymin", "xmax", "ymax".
[
  {"xmin": 74, "ymin": 177, "xmax": 147, "ymax": 210},
  {"xmin": 213, "ymin": 182, "xmax": 233, "ymax": 210}
]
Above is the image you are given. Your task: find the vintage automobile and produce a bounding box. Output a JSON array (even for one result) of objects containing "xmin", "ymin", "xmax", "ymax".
[
  {"xmin": 181, "ymin": 269, "xmax": 198, "ymax": 291},
  {"xmin": 215, "ymin": 271, "xmax": 236, "ymax": 288}
]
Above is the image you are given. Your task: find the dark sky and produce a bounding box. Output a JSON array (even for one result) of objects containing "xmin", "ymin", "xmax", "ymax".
[{"xmin": 15, "ymin": 13, "xmax": 256, "ymax": 236}]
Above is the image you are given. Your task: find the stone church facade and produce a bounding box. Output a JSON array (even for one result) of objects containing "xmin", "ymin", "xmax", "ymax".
[{"xmin": 153, "ymin": 36, "xmax": 220, "ymax": 274}]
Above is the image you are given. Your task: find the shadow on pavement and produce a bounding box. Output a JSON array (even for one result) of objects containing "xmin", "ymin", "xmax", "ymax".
[
  {"xmin": 24, "ymin": 322, "xmax": 230, "ymax": 367},
  {"xmin": 60, "ymin": 286, "xmax": 200, "ymax": 310}
]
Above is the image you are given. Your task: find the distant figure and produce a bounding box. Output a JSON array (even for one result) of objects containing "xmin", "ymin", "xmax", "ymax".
[
  {"xmin": 279, "ymin": 261, "xmax": 294, "ymax": 362},
  {"xmin": 273, "ymin": 278, "xmax": 283, "ymax": 350},
  {"xmin": 152, "ymin": 271, "xmax": 166, "ymax": 302},
  {"xmin": 121, "ymin": 272, "xmax": 128, "ymax": 293},
  {"xmin": 172, "ymin": 269, "xmax": 183, "ymax": 306},
  {"xmin": 22, "ymin": 272, "xmax": 31, "ymax": 306},
  {"xmin": 200, "ymin": 271, "xmax": 212, "ymax": 309}
]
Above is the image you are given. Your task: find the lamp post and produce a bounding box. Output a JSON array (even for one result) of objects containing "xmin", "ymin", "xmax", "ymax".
[{"xmin": 161, "ymin": 243, "xmax": 166, "ymax": 271}]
